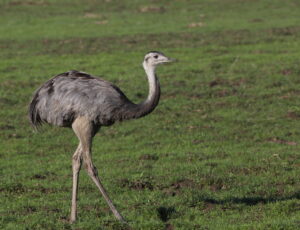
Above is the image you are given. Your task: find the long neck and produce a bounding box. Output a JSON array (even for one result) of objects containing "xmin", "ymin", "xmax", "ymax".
[{"xmin": 121, "ymin": 64, "xmax": 161, "ymax": 120}]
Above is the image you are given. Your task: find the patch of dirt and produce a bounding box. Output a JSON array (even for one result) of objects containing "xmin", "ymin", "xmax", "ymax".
[
  {"xmin": 0, "ymin": 98, "xmax": 15, "ymax": 106},
  {"xmin": 268, "ymin": 81, "xmax": 283, "ymax": 88},
  {"xmin": 280, "ymin": 89, "xmax": 300, "ymax": 99},
  {"xmin": 205, "ymin": 162, "xmax": 218, "ymax": 168},
  {"xmin": 203, "ymin": 202, "xmax": 216, "ymax": 212},
  {"xmin": 215, "ymin": 151, "xmax": 229, "ymax": 159},
  {"xmin": 209, "ymin": 184, "xmax": 226, "ymax": 192},
  {"xmin": 281, "ymin": 69, "xmax": 293, "ymax": 75},
  {"xmin": 35, "ymin": 185, "xmax": 67, "ymax": 194},
  {"xmin": 267, "ymin": 137, "xmax": 297, "ymax": 146},
  {"xmin": 163, "ymin": 179, "xmax": 199, "ymax": 196},
  {"xmin": 119, "ymin": 178, "xmax": 153, "ymax": 190},
  {"xmin": 216, "ymin": 89, "xmax": 230, "ymax": 97},
  {"xmin": 139, "ymin": 154, "xmax": 159, "ymax": 161},
  {"xmin": 189, "ymin": 93, "xmax": 203, "ymax": 99},
  {"xmin": 42, "ymin": 206, "xmax": 60, "ymax": 213},
  {"xmin": 188, "ymin": 22, "xmax": 205, "ymax": 28},
  {"xmin": 209, "ymin": 80, "xmax": 220, "ymax": 87},
  {"xmin": 286, "ymin": 111, "xmax": 300, "ymax": 120},
  {"xmin": 9, "ymin": 1, "xmax": 49, "ymax": 6},
  {"xmin": 0, "ymin": 125, "xmax": 15, "ymax": 130},
  {"xmin": 139, "ymin": 6, "xmax": 165, "ymax": 13},
  {"xmin": 94, "ymin": 20, "xmax": 108, "ymax": 25},
  {"xmin": 209, "ymin": 78, "xmax": 247, "ymax": 88},
  {"xmin": 59, "ymin": 216, "xmax": 69, "ymax": 224},
  {"xmin": 0, "ymin": 183, "xmax": 26, "ymax": 194},
  {"xmin": 209, "ymin": 88, "xmax": 239, "ymax": 98},
  {"xmin": 269, "ymin": 27, "xmax": 296, "ymax": 36},
  {"xmin": 31, "ymin": 174, "xmax": 47, "ymax": 180},
  {"xmin": 82, "ymin": 204, "xmax": 99, "ymax": 212},
  {"xmin": 8, "ymin": 133, "xmax": 23, "ymax": 139},
  {"xmin": 172, "ymin": 80, "xmax": 186, "ymax": 87},
  {"xmin": 24, "ymin": 206, "xmax": 37, "ymax": 214},
  {"xmin": 165, "ymin": 223, "xmax": 175, "ymax": 230},
  {"xmin": 83, "ymin": 13, "xmax": 103, "ymax": 18},
  {"xmin": 2, "ymin": 66, "xmax": 17, "ymax": 72},
  {"xmin": 192, "ymin": 139, "xmax": 204, "ymax": 144},
  {"xmin": 102, "ymin": 219, "xmax": 133, "ymax": 230},
  {"xmin": 36, "ymin": 187, "xmax": 55, "ymax": 194},
  {"xmin": 230, "ymin": 165, "xmax": 274, "ymax": 176}
]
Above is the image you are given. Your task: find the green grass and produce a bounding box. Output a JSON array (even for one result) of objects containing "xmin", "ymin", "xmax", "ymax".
[{"xmin": 1, "ymin": 0, "xmax": 300, "ymax": 229}]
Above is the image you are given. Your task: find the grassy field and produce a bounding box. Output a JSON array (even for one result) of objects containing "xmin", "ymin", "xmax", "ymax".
[{"xmin": 1, "ymin": 0, "xmax": 300, "ymax": 229}]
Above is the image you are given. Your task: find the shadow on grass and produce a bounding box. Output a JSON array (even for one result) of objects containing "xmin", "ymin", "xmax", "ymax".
[
  {"xmin": 198, "ymin": 191, "xmax": 300, "ymax": 206},
  {"xmin": 157, "ymin": 206, "xmax": 176, "ymax": 222}
]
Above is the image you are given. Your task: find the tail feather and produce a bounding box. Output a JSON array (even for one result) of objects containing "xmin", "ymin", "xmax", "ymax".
[{"xmin": 28, "ymin": 91, "xmax": 42, "ymax": 129}]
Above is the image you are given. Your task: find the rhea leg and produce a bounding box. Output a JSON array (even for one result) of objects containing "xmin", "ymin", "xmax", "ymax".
[
  {"xmin": 82, "ymin": 149, "xmax": 125, "ymax": 222},
  {"xmin": 70, "ymin": 143, "xmax": 82, "ymax": 223},
  {"xmin": 72, "ymin": 117, "xmax": 125, "ymax": 222}
]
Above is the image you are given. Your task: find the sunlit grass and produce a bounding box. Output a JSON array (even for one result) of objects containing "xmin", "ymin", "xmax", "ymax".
[{"xmin": 0, "ymin": 0, "xmax": 300, "ymax": 229}]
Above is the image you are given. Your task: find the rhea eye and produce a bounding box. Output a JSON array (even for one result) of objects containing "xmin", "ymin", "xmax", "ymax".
[{"xmin": 154, "ymin": 55, "xmax": 158, "ymax": 59}]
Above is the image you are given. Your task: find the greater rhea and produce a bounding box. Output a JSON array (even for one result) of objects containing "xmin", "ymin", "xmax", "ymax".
[{"xmin": 29, "ymin": 51, "xmax": 174, "ymax": 223}]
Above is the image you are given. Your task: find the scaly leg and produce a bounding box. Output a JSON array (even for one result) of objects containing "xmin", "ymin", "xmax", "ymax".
[
  {"xmin": 70, "ymin": 143, "xmax": 82, "ymax": 223},
  {"xmin": 83, "ymin": 151, "xmax": 126, "ymax": 222},
  {"xmin": 72, "ymin": 116, "xmax": 125, "ymax": 223}
]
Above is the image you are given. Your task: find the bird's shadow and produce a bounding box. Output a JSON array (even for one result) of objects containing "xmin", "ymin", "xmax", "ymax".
[
  {"xmin": 196, "ymin": 191, "xmax": 300, "ymax": 206},
  {"xmin": 157, "ymin": 206, "xmax": 177, "ymax": 222}
]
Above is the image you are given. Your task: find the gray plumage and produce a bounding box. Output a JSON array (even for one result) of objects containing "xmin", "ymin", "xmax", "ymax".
[
  {"xmin": 28, "ymin": 51, "xmax": 173, "ymax": 223},
  {"xmin": 29, "ymin": 70, "xmax": 160, "ymax": 128}
]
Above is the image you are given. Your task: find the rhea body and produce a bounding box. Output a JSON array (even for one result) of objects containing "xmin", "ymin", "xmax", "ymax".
[{"xmin": 29, "ymin": 51, "xmax": 173, "ymax": 223}]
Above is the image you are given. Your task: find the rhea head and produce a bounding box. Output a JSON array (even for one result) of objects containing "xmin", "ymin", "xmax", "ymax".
[{"xmin": 143, "ymin": 51, "xmax": 173, "ymax": 71}]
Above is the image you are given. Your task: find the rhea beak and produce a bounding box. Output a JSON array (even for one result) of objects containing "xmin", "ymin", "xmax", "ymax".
[
  {"xmin": 163, "ymin": 57, "xmax": 177, "ymax": 63},
  {"xmin": 167, "ymin": 57, "xmax": 177, "ymax": 62}
]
